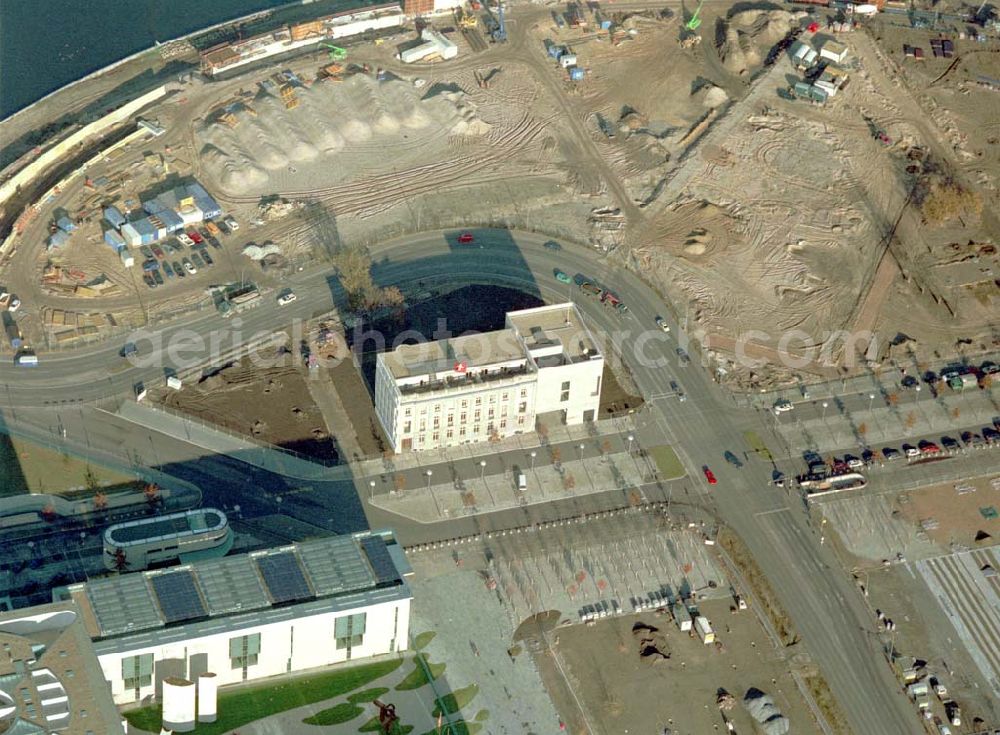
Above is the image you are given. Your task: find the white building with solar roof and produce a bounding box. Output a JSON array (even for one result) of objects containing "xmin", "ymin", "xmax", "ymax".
[{"xmin": 62, "ymin": 529, "xmax": 411, "ymax": 705}]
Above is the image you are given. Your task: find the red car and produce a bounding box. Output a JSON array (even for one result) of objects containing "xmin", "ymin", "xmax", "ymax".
[
  {"xmin": 187, "ymin": 230, "xmax": 204, "ymax": 244},
  {"xmin": 457, "ymin": 232, "xmax": 474, "ymax": 244},
  {"xmin": 919, "ymin": 440, "xmax": 941, "ymax": 455},
  {"xmin": 703, "ymin": 466, "xmax": 717, "ymax": 485}
]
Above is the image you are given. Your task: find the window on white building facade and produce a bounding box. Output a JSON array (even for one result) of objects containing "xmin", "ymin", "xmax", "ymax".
[
  {"xmin": 335, "ymin": 612, "xmax": 367, "ymax": 650},
  {"xmin": 560, "ymin": 381, "xmax": 570, "ymax": 402},
  {"xmin": 122, "ymin": 653, "xmax": 154, "ymax": 691},
  {"xmin": 230, "ymin": 633, "xmax": 261, "ymax": 670}
]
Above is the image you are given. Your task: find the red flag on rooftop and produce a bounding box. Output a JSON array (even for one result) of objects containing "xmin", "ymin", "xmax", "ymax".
[{"xmin": 454, "ymin": 361, "xmax": 467, "ymax": 373}]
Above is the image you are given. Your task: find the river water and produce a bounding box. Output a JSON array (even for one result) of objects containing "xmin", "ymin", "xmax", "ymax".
[{"xmin": 0, "ymin": 0, "xmax": 297, "ymax": 120}]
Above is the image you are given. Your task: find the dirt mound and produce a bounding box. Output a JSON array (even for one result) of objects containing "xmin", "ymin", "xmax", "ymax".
[{"xmin": 718, "ymin": 9, "xmax": 797, "ymax": 75}]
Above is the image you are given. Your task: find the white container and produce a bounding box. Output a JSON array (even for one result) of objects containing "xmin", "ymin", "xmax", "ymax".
[
  {"xmin": 559, "ymin": 53, "xmax": 578, "ymax": 68},
  {"xmin": 120, "ymin": 249, "xmax": 135, "ymax": 268},
  {"xmin": 167, "ymin": 376, "xmax": 183, "ymax": 390},
  {"xmin": 695, "ymin": 615, "xmax": 715, "ymax": 644},
  {"xmin": 162, "ymin": 677, "xmax": 196, "ymax": 732},
  {"xmin": 197, "ymin": 672, "xmax": 217, "ymax": 723}
]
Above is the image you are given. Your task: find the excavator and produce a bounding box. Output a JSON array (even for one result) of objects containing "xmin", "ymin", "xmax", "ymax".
[{"xmin": 320, "ymin": 42, "xmax": 347, "ymax": 61}]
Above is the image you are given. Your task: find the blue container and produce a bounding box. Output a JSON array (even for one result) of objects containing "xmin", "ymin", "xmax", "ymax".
[
  {"xmin": 570, "ymin": 66, "xmax": 585, "ymax": 82},
  {"xmin": 57, "ymin": 216, "xmax": 76, "ymax": 232},
  {"xmin": 104, "ymin": 206, "xmax": 126, "ymax": 229},
  {"xmin": 548, "ymin": 44, "xmax": 564, "ymax": 59},
  {"xmin": 104, "ymin": 229, "xmax": 126, "ymax": 250},
  {"xmin": 600, "ymin": 19, "xmax": 612, "ymax": 30}
]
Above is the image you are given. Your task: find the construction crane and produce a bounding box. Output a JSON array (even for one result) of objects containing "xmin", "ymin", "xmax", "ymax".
[
  {"xmin": 492, "ymin": 1, "xmax": 507, "ymax": 42},
  {"xmin": 684, "ymin": 0, "xmax": 705, "ymax": 31},
  {"xmin": 320, "ymin": 43, "xmax": 347, "ymax": 60}
]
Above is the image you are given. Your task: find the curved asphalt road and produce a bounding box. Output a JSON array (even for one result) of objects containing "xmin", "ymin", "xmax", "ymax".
[{"xmin": 0, "ymin": 229, "xmax": 921, "ymax": 734}]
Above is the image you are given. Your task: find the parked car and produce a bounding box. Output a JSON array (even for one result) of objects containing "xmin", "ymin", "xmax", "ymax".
[
  {"xmin": 163, "ymin": 240, "xmax": 180, "ymax": 254},
  {"xmin": 162, "ymin": 261, "xmax": 175, "ymax": 279},
  {"xmin": 190, "ymin": 250, "xmax": 204, "ymax": 268},
  {"xmin": 941, "ymin": 435, "xmax": 959, "ymax": 450},
  {"xmin": 224, "ymin": 216, "xmax": 239, "ymax": 231},
  {"xmin": 923, "ymin": 370, "xmax": 938, "ymax": 384},
  {"xmin": 554, "ymin": 269, "xmax": 572, "ymax": 284},
  {"xmin": 182, "ymin": 258, "xmax": 197, "ymax": 275},
  {"xmin": 903, "ymin": 444, "xmax": 921, "ymax": 458},
  {"xmin": 980, "ymin": 360, "xmax": 999, "ymax": 375},
  {"xmin": 142, "ymin": 274, "xmax": 156, "ymax": 289},
  {"xmin": 205, "ymin": 221, "xmax": 221, "ymax": 237},
  {"xmin": 172, "ymin": 260, "xmax": 186, "ymax": 278},
  {"xmin": 901, "ymin": 375, "xmax": 919, "ymax": 389},
  {"xmin": 216, "ymin": 219, "xmax": 231, "ymax": 235},
  {"xmin": 177, "ymin": 233, "xmax": 194, "ymax": 247},
  {"xmin": 151, "ymin": 269, "xmax": 164, "ymax": 286},
  {"xmin": 702, "ymin": 466, "xmax": 717, "ymax": 485},
  {"xmin": 207, "ymin": 236, "xmax": 222, "ymax": 250},
  {"xmin": 676, "ymin": 347, "xmax": 690, "ymax": 365},
  {"xmin": 918, "ymin": 440, "xmax": 941, "ymax": 455},
  {"xmin": 187, "ymin": 230, "xmax": 203, "ymax": 244},
  {"xmin": 724, "ymin": 451, "xmax": 743, "ymax": 468},
  {"xmin": 141, "ymin": 258, "xmax": 159, "ymax": 272},
  {"xmin": 845, "ymin": 454, "xmax": 864, "ymax": 470},
  {"xmin": 199, "ymin": 248, "xmax": 214, "ymax": 265},
  {"xmin": 962, "ymin": 431, "xmax": 984, "ymax": 447},
  {"xmin": 457, "ymin": 232, "xmax": 474, "ymax": 244},
  {"xmin": 655, "ymin": 316, "xmax": 670, "ymax": 332},
  {"xmin": 774, "ymin": 399, "xmax": 794, "ymax": 414},
  {"xmin": 543, "ymin": 240, "xmax": 562, "ymax": 251},
  {"xmin": 983, "ymin": 427, "xmax": 1000, "ymax": 444},
  {"xmin": 882, "ymin": 447, "xmax": 901, "ymax": 461},
  {"xmin": 277, "ymin": 290, "xmax": 297, "ymax": 306},
  {"xmin": 861, "ymin": 448, "xmax": 875, "ymax": 465},
  {"xmin": 139, "ymin": 245, "xmax": 154, "ymax": 259}
]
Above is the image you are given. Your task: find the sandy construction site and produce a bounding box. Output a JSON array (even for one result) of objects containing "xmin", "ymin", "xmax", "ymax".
[{"xmin": 2, "ymin": 2, "xmax": 998, "ymax": 385}]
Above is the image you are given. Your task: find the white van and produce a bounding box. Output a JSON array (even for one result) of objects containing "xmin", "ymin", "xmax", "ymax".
[{"xmin": 517, "ymin": 470, "xmax": 527, "ymax": 492}]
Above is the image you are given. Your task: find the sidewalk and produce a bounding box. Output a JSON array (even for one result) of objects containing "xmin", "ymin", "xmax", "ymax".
[{"xmin": 370, "ymin": 449, "xmax": 661, "ymax": 523}]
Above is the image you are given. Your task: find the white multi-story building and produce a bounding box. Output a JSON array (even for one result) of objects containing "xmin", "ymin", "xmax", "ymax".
[
  {"xmin": 61, "ymin": 530, "xmax": 411, "ymax": 705},
  {"xmin": 375, "ymin": 303, "xmax": 604, "ymax": 453}
]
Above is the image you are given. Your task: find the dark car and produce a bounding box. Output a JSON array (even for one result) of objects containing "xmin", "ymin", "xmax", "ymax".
[
  {"xmin": 142, "ymin": 258, "xmax": 158, "ymax": 272},
  {"xmin": 162, "ymin": 261, "xmax": 175, "ymax": 279},
  {"xmin": 676, "ymin": 347, "xmax": 690, "ymax": 365},
  {"xmin": 216, "ymin": 220, "xmax": 230, "ymax": 235},
  {"xmin": 981, "ymin": 361, "xmax": 999, "ymax": 375},
  {"xmin": 198, "ymin": 248, "xmax": 214, "ymax": 265},
  {"xmin": 962, "ymin": 431, "xmax": 984, "ymax": 447},
  {"xmin": 139, "ymin": 245, "xmax": 154, "ymax": 259},
  {"xmin": 207, "ymin": 236, "xmax": 222, "ymax": 250},
  {"xmin": 142, "ymin": 273, "xmax": 156, "ymax": 289},
  {"xmin": 983, "ymin": 427, "xmax": 1000, "ymax": 444},
  {"xmin": 190, "ymin": 250, "xmax": 205, "ymax": 268},
  {"xmin": 882, "ymin": 447, "xmax": 901, "ymax": 461},
  {"xmin": 120, "ymin": 342, "xmax": 138, "ymax": 358},
  {"xmin": 151, "ymin": 269, "xmax": 164, "ymax": 286},
  {"xmin": 923, "ymin": 370, "xmax": 938, "ymax": 384},
  {"xmin": 941, "ymin": 435, "xmax": 959, "ymax": 450},
  {"xmin": 861, "ymin": 448, "xmax": 875, "ymax": 464},
  {"xmin": 543, "ymin": 240, "xmax": 562, "ymax": 251},
  {"xmin": 724, "ymin": 450, "xmax": 743, "ymax": 468},
  {"xmin": 901, "ymin": 375, "xmax": 919, "ymax": 389}
]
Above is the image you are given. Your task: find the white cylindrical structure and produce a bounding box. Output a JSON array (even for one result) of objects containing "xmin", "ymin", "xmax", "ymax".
[
  {"xmin": 197, "ymin": 672, "xmax": 218, "ymax": 723},
  {"xmin": 162, "ymin": 677, "xmax": 196, "ymax": 733}
]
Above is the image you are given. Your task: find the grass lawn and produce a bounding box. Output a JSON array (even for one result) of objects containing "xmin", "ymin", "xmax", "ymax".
[
  {"xmin": 412, "ymin": 631, "xmax": 436, "ymax": 650},
  {"xmin": 303, "ymin": 702, "xmax": 363, "ymax": 726},
  {"xmin": 360, "ymin": 716, "xmax": 414, "ymax": 733},
  {"xmin": 648, "ymin": 445, "xmax": 685, "ymax": 480},
  {"xmin": 743, "ymin": 430, "xmax": 774, "ymax": 462},
  {"xmin": 347, "ymin": 687, "xmax": 389, "ymax": 704},
  {"xmin": 395, "ymin": 654, "xmax": 445, "ymax": 691},
  {"xmin": 0, "ymin": 434, "xmax": 132, "ymax": 497},
  {"xmin": 124, "ymin": 658, "xmax": 402, "ymax": 735},
  {"xmin": 432, "ymin": 684, "xmax": 479, "ymax": 717}
]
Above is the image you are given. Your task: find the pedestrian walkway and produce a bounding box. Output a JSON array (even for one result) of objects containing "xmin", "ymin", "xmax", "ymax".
[
  {"xmin": 357, "ymin": 415, "xmax": 637, "ymax": 478},
  {"xmin": 371, "ymin": 449, "xmax": 660, "ymax": 523},
  {"xmin": 304, "ymin": 368, "xmax": 365, "ymax": 463}
]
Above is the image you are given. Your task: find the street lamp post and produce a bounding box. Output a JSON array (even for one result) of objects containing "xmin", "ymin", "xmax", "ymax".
[
  {"xmin": 425, "ymin": 469, "xmax": 433, "ymax": 490},
  {"xmin": 529, "ymin": 451, "xmax": 537, "ymax": 471},
  {"xmin": 822, "ymin": 401, "xmax": 829, "ymax": 422},
  {"xmin": 627, "ymin": 434, "xmax": 635, "ymax": 456},
  {"xmin": 479, "ymin": 459, "xmax": 487, "ymax": 482},
  {"xmin": 578, "ymin": 443, "xmax": 585, "ymax": 463},
  {"xmin": 368, "ymin": 480, "xmax": 376, "ymax": 502},
  {"xmin": 868, "ymin": 393, "xmax": 875, "ymax": 413}
]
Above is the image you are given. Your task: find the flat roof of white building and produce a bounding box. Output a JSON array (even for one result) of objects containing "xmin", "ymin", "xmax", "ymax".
[
  {"xmin": 382, "ymin": 328, "xmax": 526, "ymax": 380},
  {"xmin": 66, "ymin": 530, "xmax": 411, "ymax": 651},
  {"xmin": 507, "ymin": 303, "xmax": 601, "ymax": 366}
]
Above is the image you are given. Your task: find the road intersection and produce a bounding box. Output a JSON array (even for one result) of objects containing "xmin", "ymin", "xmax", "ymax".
[{"xmin": 0, "ymin": 228, "xmax": 934, "ymax": 733}]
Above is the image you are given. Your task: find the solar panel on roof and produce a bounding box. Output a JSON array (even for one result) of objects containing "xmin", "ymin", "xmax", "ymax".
[
  {"xmin": 151, "ymin": 571, "xmax": 207, "ymax": 624},
  {"xmin": 195, "ymin": 556, "xmax": 270, "ymax": 615},
  {"xmin": 86, "ymin": 575, "xmax": 163, "ymax": 636},
  {"xmin": 360, "ymin": 536, "xmax": 400, "ymax": 587},
  {"xmin": 256, "ymin": 552, "xmax": 313, "ymax": 604},
  {"xmin": 297, "ymin": 537, "xmax": 374, "ymax": 596}
]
